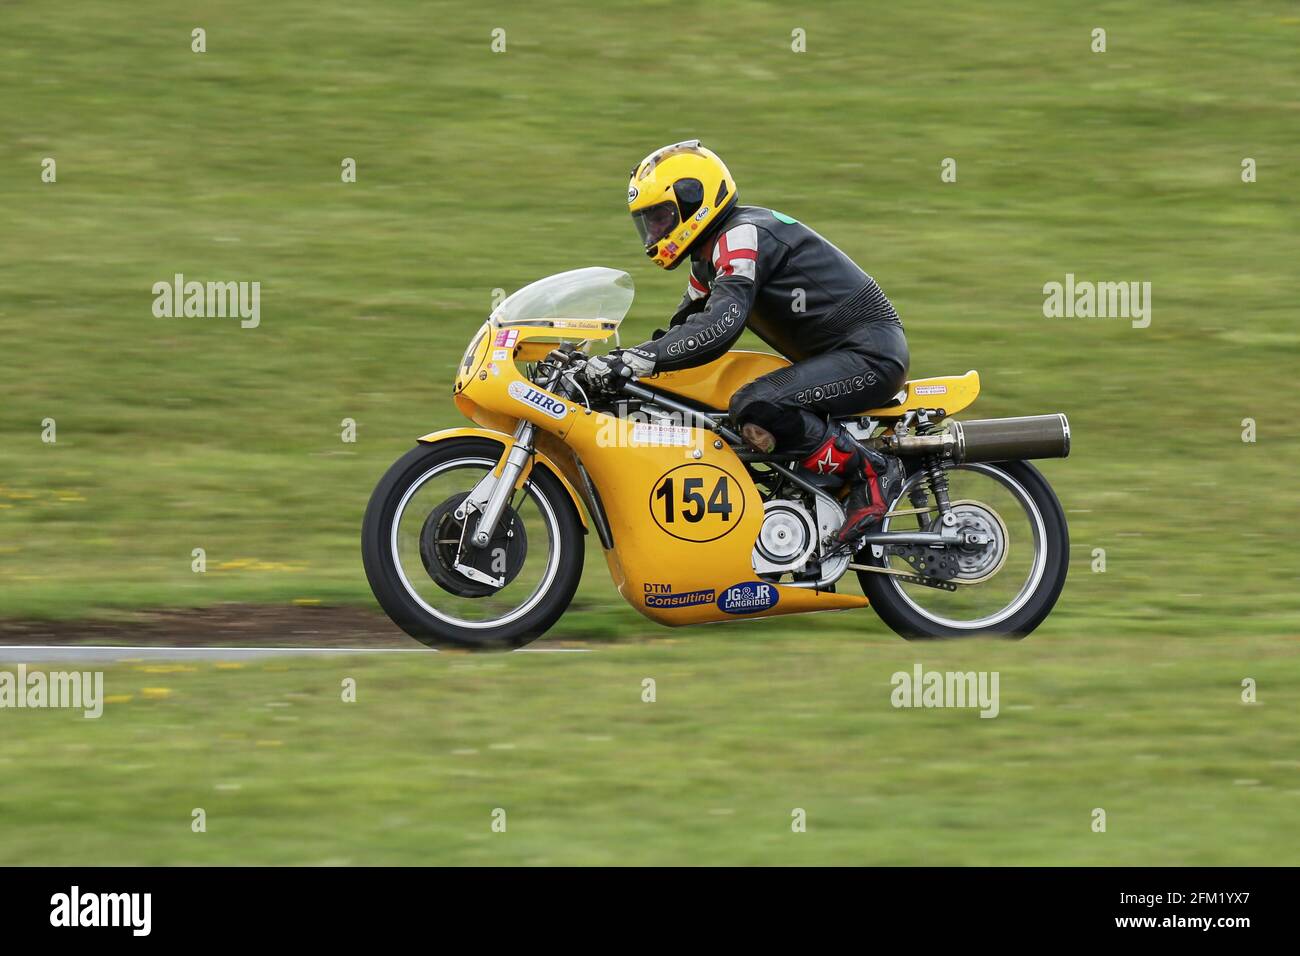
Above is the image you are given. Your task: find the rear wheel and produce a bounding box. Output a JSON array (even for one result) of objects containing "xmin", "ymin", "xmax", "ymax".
[
  {"xmin": 362, "ymin": 439, "xmax": 585, "ymax": 650},
  {"xmin": 858, "ymin": 460, "xmax": 1068, "ymax": 639}
]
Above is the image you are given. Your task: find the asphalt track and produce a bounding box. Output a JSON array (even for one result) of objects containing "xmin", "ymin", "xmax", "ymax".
[{"xmin": 0, "ymin": 645, "xmax": 592, "ymax": 662}]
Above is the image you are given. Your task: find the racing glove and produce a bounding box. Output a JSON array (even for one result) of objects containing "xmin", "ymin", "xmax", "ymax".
[{"xmin": 582, "ymin": 347, "xmax": 655, "ymax": 393}]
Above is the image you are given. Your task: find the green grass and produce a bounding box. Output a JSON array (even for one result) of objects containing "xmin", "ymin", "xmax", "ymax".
[
  {"xmin": 1, "ymin": 1, "xmax": 1299, "ymax": 864},
  {"xmin": 2, "ymin": 631, "xmax": 1296, "ymax": 865},
  {"xmin": 2, "ymin": 0, "xmax": 1297, "ymax": 631}
]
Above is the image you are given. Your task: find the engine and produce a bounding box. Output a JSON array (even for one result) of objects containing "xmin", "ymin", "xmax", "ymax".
[
  {"xmin": 753, "ymin": 499, "xmax": 817, "ymax": 575},
  {"xmin": 751, "ymin": 495, "xmax": 852, "ymax": 586}
]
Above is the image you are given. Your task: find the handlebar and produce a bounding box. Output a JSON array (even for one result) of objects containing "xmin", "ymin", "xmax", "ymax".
[
  {"xmin": 535, "ymin": 345, "xmax": 597, "ymax": 409},
  {"xmin": 536, "ymin": 344, "xmax": 645, "ymax": 406}
]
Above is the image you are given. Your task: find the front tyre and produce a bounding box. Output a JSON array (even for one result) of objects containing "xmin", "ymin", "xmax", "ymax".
[
  {"xmin": 362, "ymin": 439, "xmax": 585, "ymax": 650},
  {"xmin": 859, "ymin": 460, "xmax": 1068, "ymax": 640}
]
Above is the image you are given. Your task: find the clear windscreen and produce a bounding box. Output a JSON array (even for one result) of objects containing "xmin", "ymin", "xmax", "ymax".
[{"xmin": 490, "ymin": 267, "xmax": 634, "ymax": 329}]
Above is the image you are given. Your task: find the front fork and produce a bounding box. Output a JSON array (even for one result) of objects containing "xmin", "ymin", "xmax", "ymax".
[
  {"xmin": 442, "ymin": 418, "xmax": 537, "ymax": 589},
  {"xmin": 464, "ymin": 418, "xmax": 536, "ymax": 548},
  {"xmin": 458, "ymin": 360, "xmax": 565, "ymax": 551}
]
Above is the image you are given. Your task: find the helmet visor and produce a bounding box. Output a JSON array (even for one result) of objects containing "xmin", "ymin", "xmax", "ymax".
[{"xmin": 631, "ymin": 201, "xmax": 680, "ymax": 250}]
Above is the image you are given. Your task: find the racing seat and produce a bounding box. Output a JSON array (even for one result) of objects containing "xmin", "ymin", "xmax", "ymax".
[{"xmin": 857, "ymin": 370, "xmax": 980, "ymax": 418}]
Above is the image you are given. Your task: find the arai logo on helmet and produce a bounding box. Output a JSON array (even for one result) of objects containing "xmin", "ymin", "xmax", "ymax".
[
  {"xmin": 627, "ymin": 185, "xmax": 639, "ymax": 204},
  {"xmin": 717, "ymin": 581, "xmax": 779, "ymax": 615},
  {"xmin": 508, "ymin": 380, "xmax": 567, "ymax": 420}
]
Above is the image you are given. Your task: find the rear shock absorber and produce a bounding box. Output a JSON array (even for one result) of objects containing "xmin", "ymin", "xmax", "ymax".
[
  {"xmin": 916, "ymin": 412, "xmax": 954, "ymax": 529},
  {"xmin": 922, "ymin": 454, "xmax": 953, "ymax": 516},
  {"xmin": 901, "ymin": 455, "xmax": 954, "ymax": 534}
]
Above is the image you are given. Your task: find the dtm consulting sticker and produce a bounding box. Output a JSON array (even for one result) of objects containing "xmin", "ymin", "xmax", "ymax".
[
  {"xmin": 717, "ymin": 581, "xmax": 779, "ymax": 614},
  {"xmin": 643, "ymin": 583, "xmax": 716, "ymax": 609},
  {"xmin": 508, "ymin": 380, "xmax": 567, "ymax": 420}
]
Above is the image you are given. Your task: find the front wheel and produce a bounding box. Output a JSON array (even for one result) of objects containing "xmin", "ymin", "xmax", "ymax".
[
  {"xmin": 362, "ymin": 439, "xmax": 585, "ymax": 650},
  {"xmin": 858, "ymin": 460, "xmax": 1068, "ymax": 640}
]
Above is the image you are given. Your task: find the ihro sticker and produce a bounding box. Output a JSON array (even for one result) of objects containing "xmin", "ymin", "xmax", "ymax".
[
  {"xmin": 631, "ymin": 423, "xmax": 693, "ymax": 447},
  {"xmin": 508, "ymin": 380, "xmax": 567, "ymax": 420},
  {"xmin": 913, "ymin": 384, "xmax": 948, "ymax": 395}
]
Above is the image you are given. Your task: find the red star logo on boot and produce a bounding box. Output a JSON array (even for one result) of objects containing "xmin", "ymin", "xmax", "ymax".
[
  {"xmin": 802, "ymin": 437, "xmax": 852, "ymax": 476},
  {"xmin": 815, "ymin": 445, "xmax": 840, "ymax": 474}
]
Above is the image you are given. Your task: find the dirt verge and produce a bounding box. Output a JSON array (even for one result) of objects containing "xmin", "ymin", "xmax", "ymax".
[{"xmin": 0, "ymin": 604, "xmax": 416, "ymax": 648}]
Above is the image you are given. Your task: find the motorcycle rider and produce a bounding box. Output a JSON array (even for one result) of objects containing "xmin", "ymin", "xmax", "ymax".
[{"xmin": 583, "ymin": 140, "xmax": 909, "ymax": 541}]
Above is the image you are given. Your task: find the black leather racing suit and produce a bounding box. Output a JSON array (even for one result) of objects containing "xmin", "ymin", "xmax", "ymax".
[{"xmin": 631, "ymin": 205, "xmax": 909, "ymax": 462}]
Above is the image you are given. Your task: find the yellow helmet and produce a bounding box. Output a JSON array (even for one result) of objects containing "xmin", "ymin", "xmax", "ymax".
[{"xmin": 627, "ymin": 140, "xmax": 737, "ymax": 270}]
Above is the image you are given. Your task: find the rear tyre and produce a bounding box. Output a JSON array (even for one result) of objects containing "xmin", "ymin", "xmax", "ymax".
[
  {"xmin": 362, "ymin": 439, "xmax": 585, "ymax": 650},
  {"xmin": 859, "ymin": 460, "xmax": 1068, "ymax": 640}
]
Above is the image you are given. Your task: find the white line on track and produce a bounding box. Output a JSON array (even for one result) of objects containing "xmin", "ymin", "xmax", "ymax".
[{"xmin": 0, "ymin": 645, "xmax": 592, "ymax": 662}]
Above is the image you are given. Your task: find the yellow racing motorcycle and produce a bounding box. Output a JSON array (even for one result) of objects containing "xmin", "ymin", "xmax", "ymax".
[{"xmin": 362, "ymin": 268, "xmax": 1071, "ymax": 649}]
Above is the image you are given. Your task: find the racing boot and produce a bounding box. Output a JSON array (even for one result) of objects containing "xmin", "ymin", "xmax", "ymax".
[{"xmin": 798, "ymin": 424, "xmax": 906, "ymax": 544}]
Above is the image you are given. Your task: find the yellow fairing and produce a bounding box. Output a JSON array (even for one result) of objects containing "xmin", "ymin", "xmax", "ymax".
[
  {"xmin": 448, "ymin": 326, "xmax": 865, "ymax": 626},
  {"xmin": 558, "ymin": 411, "xmax": 867, "ymax": 625},
  {"xmin": 451, "ymin": 318, "xmax": 616, "ymax": 434}
]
